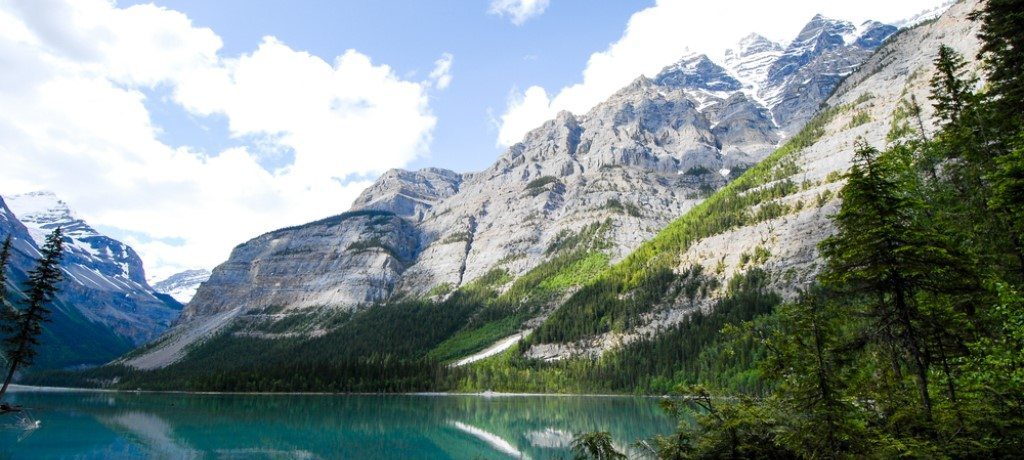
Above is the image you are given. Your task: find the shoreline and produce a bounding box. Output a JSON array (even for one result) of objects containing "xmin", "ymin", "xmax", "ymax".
[{"xmin": 8, "ymin": 384, "xmax": 664, "ymax": 398}]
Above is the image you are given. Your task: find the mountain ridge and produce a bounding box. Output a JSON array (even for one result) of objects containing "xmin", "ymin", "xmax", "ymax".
[{"xmin": 122, "ymin": 11, "xmax": 908, "ymax": 371}]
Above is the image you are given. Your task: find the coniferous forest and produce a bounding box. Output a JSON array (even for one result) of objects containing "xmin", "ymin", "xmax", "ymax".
[{"xmin": 638, "ymin": 1, "xmax": 1024, "ymax": 456}]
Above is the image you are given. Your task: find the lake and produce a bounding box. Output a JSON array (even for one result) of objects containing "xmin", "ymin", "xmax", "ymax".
[{"xmin": 0, "ymin": 388, "xmax": 676, "ymax": 459}]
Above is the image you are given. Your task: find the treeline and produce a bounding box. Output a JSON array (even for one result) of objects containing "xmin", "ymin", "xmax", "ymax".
[
  {"xmin": 448, "ymin": 269, "xmax": 781, "ymax": 395},
  {"xmin": 640, "ymin": 2, "xmax": 1024, "ymax": 457}
]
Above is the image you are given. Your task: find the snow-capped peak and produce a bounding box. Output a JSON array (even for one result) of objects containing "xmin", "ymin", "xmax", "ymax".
[
  {"xmin": 723, "ymin": 34, "xmax": 783, "ymax": 105},
  {"xmin": 893, "ymin": 0, "xmax": 955, "ymax": 28},
  {"xmin": 6, "ymin": 191, "xmax": 76, "ymax": 226},
  {"xmin": 727, "ymin": 33, "xmax": 783, "ymax": 60},
  {"xmin": 152, "ymin": 269, "xmax": 211, "ymax": 304}
]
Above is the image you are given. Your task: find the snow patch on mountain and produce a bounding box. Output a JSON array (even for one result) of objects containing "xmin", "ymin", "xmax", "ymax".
[{"xmin": 152, "ymin": 269, "xmax": 211, "ymax": 304}]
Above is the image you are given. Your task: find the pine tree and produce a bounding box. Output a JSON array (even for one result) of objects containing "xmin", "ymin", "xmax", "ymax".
[
  {"xmin": 991, "ymin": 138, "xmax": 1024, "ymax": 269},
  {"xmin": 0, "ymin": 236, "xmax": 10, "ymax": 310},
  {"xmin": 0, "ymin": 236, "xmax": 14, "ymax": 363},
  {"xmin": 765, "ymin": 288, "xmax": 867, "ymax": 456},
  {"xmin": 930, "ymin": 45, "xmax": 978, "ymax": 126},
  {"xmin": 819, "ymin": 142, "xmax": 974, "ymax": 418},
  {"xmin": 571, "ymin": 431, "xmax": 627, "ymax": 460},
  {"xmin": 972, "ymin": 0, "xmax": 1024, "ymax": 129},
  {"xmin": 0, "ymin": 228, "xmax": 63, "ymax": 402}
]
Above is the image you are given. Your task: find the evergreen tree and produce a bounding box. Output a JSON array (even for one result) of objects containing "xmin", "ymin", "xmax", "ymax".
[
  {"xmin": 819, "ymin": 142, "xmax": 973, "ymax": 418},
  {"xmin": 991, "ymin": 137, "xmax": 1024, "ymax": 267},
  {"xmin": 764, "ymin": 288, "xmax": 867, "ymax": 456},
  {"xmin": 571, "ymin": 431, "xmax": 627, "ymax": 460},
  {"xmin": 0, "ymin": 236, "xmax": 14, "ymax": 370},
  {"xmin": 930, "ymin": 45, "xmax": 978, "ymax": 126},
  {"xmin": 0, "ymin": 236, "xmax": 10, "ymax": 310},
  {"xmin": 972, "ymin": 0, "xmax": 1024, "ymax": 129},
  {"xmin": 0, "ymin": 228, "xmax": 63, "ymax": 401}
]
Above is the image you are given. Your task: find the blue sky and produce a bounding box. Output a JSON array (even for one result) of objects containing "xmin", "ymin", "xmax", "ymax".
[
  {"xmin": 124, "ymin": 0, "xmax": 647, "ymax": 173},
  {"xmin": 0, "ymin": 0, "xmax": 949, "ymax": 278}
]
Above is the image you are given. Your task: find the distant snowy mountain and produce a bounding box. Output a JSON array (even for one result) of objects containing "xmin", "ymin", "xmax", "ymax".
[
  {"xmin": 153, "ymin": 269, "xmax": 211, "ymax": 304},
  {"xmin": 758, "ymin": 15, "xmax": 898, "ymax": 130},
  {"xmin": 894, "ymin": 1, "xmax": 956, "ymax": 28},
  {"xmin": 8, "ymin": 192, "xmax": 150, "ymax": 292},
  {"xmin": 0, "ymin": 192, "xmax": 182, "ymax": 369},
  {"xmin": 723, "ymin": 33, "xmax": 784, "ymax": 103}
]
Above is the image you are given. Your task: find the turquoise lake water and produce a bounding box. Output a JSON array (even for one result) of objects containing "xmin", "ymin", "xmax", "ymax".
[{"xmin": 0, "ymin": 389, "xmax": 675, "ymax": 459}]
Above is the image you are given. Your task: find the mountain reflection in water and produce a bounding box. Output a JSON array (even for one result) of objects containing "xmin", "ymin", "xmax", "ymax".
[{"xmin": 0, "ymin": 390, "xmax": 673, "ymax": 459}]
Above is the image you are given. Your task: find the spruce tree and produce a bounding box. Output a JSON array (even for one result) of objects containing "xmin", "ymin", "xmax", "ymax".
[
  {"xmin": 0, "ymin": 236, "xmax": 17, "ymax": 377},
  {"xmin": 930, "ymin": 45, "xmax": 977, "ymax": 126},
  {"xmin": 0, "ymin": 236, "xmax": 10, "ymax": 310},
  {"xmin": 972, "ymin": 0, "xmax": 1024, "ymax": 129},
  {"xmin": 819, "ymin": 142, "xmax": 974, "ymax": 418},
  {"xmin": 0, "ymin": 228, "xmax": 63, "ymax": 401}
]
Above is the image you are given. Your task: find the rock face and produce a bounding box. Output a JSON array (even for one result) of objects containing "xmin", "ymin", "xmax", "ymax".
[
  {"xmin": 760, "ymin": 16, "xmax": 899, "ymax": 131},
  {"xmin": 152, "ymin": 269, "xmax": 211, "ymax": 304},
  {"xmin": 177, "ymin": 211, "xmax": 418, "ymax": 323},
  {"xmin": 349, "ymin": 168, "xmax": 464, "ymax": 222},
  {"xmin": 128, "ymin": 13, "xmax": 907, "ymax": 369},
  {"xmin": 0, "ymin": 192, "xmax": 181, "ymax": 369}
]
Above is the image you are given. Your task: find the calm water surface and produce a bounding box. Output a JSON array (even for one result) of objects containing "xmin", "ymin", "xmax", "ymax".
[{"xmin": 0, "ymin": 389, "xmax": 674, "ymax": 459}]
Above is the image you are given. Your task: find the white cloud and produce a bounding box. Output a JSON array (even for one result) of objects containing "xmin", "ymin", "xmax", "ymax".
[
  {"xmin": 0, "ymin": 0, "xmax": 444, "ymax": 280},
  {"xmin": 428, "ymin": 52, "xmax": 453, "ymax": 90},
  {"xmin": 495, "ymin": 0, "xmax": 951, "ymax": 146},
  {"xmin": 488, "ymin": 0, "xmax": 550, "ymax": 26}
]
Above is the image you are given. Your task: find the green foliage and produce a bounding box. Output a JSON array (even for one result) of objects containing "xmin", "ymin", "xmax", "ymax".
[
  {"xmin": 847, "ymin": 110, "xmax": 872, "ymax": 128},
  {"xmin": 658, "ymin": 23, "xmax": 1024, "ymax": 456},
  {"xmin": 427, "ymin": 316, "xmax": 520, "ymax": 363},
  {"xmin": 683, "ymin": 166, "xmax": 713, "ymax": 176},
  {"xmin": 346, "ymin": 238, "xmax": 402, "ymax": 260},
  {"xmin": 603, "ymin": 199, "xmax": 642, "ymax": 217},
  {"xmin": 571, "ymin": 431, "xmax": 626, "ymax": 460},
  {"xmin": 1, "ymin": 228, "xmax": 63, "ymax": 399},
  {"xmin": 538, "ymin": 252, "xmax": 609, "ymax": 291},
  {"xmin": 546, "ymin": 221, "xmax": 611, "ymax": 255},
  {"xmin": 524, "ymin": 176, "xmax": 562, "ymax": 196},
  {"xmin": 425, "ymin": 282, "xmax": 453, "ymax": 298},
  {"xmin": 449, "ymin": 269, "xmax": 778, "ymax": 395},
  {"xmin": 930, "ymin": 45, "xmax": 978, "ymax": 126},
  {"xmin": 972, "ymin": 0, "xmax": 1024, "ymax": 128}
]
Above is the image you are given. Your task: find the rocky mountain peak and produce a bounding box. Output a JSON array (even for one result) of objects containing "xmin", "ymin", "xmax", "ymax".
[
  {"xmin": 729, "ymin": 33, "xmax": 783, "ymax": 59},
  {"xmin": 789, "ymin": 14, "xmax": 855, "ymax": 56},
  {"xmin": 654, "ymin": 54, "xmax": 742, "ymax": 93},
  {"xmin": 351, "ymin": 167, "xmax": 464, "ymax": 221},
  {"xmin": 6, "ymin": 191, "xmax": 93, "ymax": 244},
  {"xmin": 854, "ymin": 21, "xmax": 899, "ymax": 49},
  {"xmin": 0, "ymin": 193, "xmax": 183, "ymax": 368},
  {"xmin": 152, "ymin": 269, "xmax": 212, "ymax": 304}
]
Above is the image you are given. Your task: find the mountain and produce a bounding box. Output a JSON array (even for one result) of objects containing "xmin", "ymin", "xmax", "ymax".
[
  {"xmin": 723, "ymin": 33, "xmax": 784, "ymax": 99},
  {"xmin": 518, "ymin": 0, "xmax": 978, "ymax": 362},
  {"xmin": 119, "ymin": 12, "xmax": 910, "ymax": 374},
  {"xmin": 152, "ymin": 269, "xmax": 210, "ymax": 304},
  {"xmin": 0, "ymin": 192, "xmax": 181, "ymax": 369},
  {"xmin": 760, "ymin": 15, "xmax": 899, "ymax": 131}
]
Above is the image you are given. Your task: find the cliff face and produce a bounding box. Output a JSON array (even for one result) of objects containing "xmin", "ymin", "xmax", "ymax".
[{"xmin": 177, "ymin": 211, "xmax": 419, "ymax": 322}]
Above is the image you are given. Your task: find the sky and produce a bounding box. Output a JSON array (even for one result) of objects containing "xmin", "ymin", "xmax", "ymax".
[{"xmin": 0, "ymin": 0, "xmax": 950, "ymax": 280}]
